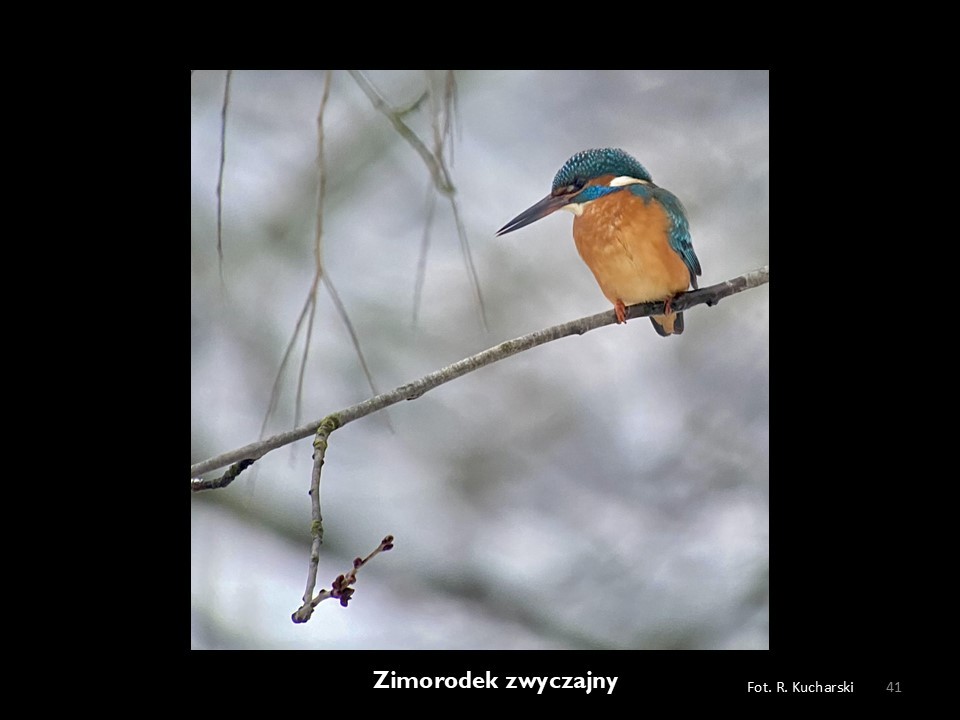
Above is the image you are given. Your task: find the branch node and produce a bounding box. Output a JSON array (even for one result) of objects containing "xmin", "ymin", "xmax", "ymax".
[{"xmin": 317, "ymin": 413, "xmax": 341, "ymax": 437}]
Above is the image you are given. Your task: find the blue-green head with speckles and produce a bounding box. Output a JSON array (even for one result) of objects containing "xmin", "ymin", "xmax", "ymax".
[{"xmin": 551, "ymin": 148, "xmax": 652, "ymax": 193}]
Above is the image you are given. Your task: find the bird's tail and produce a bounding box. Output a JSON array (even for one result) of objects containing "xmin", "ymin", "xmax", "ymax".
[{"xmin": 650, "ymin": 312, "xmax": 684, "ymax": 337}]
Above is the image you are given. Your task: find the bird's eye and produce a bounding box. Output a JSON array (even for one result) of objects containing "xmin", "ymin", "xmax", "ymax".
[{"xmin": 568, "ymin": 177, "xmax": 586, "ymax": 193}]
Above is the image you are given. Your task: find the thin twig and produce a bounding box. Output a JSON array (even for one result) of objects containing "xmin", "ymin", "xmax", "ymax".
[
  {"xmin": 295, "ymin": 70, "xmax": 334, "ymax": 428},
  {"xmin": 412, "ymin": 185, "xmax": 436, "ymax": 326},
  {"xmin": 429, "ymin": 72, "xmax": 487, "ymax": 331},
  {"xmin": 322, "ymin": 274, "xmax": 385, "ymax": 408},
  {"xmin": 292, "ymin": 533, "xmax": 395, "ymax": 623},
  {"xmin": 352, "ymin": 70, "xmax": 487, "ymax": 331},
  {"xmin": 260, "ymin": 71, "xmax": 382, "ymax": 438},
  {"xmin": 431, "ymin": 72, "xmax": 487, "ymax": 330},
  {"xmin": 191, "ymin": 266, "xmax": 769, "ymax": 481},
  {"xmin": 215, "ymin": 69, "xmax": 232, "ymax": 288},
  {"xmin": 348, "ymin": 70, "xmax": 453, "ymax": 194},
  {"xmin": 259, "ymin": 291, "xmax": 314, "ymax": 438},
  {"xmin": 440, "ymin": 70, "xmax": 457, "ymax": 165},
  {"xmin": 291, "ymin": 416, "xmax": 336, "ymax": 622},
  {"xmin": 396, "ymin": 90, "xmax": 429, "ymax": 117},
  {"xmin": 296, "ymin": 280, "xmax": 321, "ymax": 428},
  {"xmin": 447, "ymin": 192, "xmax": 488, "ymax": 331}
]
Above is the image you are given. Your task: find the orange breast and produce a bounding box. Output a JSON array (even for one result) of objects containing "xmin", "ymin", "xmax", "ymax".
[{"xmin": 572, "ymin": 190, "xmax": 691, "ymax": 305}]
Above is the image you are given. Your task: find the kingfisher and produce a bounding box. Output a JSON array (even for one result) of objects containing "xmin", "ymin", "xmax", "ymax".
[{"xmin": 497, "ymin": 148, "xmax": 701, "ymax": 336}]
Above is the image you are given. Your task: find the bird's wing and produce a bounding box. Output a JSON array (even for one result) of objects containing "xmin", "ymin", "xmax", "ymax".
[{"xmin": 630, "ymin": 184, "xmax": 702, "ymax": 289}]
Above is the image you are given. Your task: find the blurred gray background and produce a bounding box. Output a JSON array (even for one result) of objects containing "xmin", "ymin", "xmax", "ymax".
[{"xmin": 190, "ymin": 70, "xmax": 769, "ymax": 649}]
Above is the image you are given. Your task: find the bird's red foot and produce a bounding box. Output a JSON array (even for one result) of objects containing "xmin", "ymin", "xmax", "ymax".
[
  {"xmin": 614, "ymin": 299, "xmax": 627, "ymax": 324},
  {"xmin": 663, "ymin": 296, "xmax": 675, "ymax": 315}
]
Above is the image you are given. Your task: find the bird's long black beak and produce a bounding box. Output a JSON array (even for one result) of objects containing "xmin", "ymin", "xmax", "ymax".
[{"xmin": 496, "ymin": 193, "xmax": 571, "ymax": 236}]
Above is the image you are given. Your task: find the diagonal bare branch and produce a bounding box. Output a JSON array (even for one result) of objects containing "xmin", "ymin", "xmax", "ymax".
[{"xmin": 191, "ymin": 266, "xmax": 769, "ymax": 481}]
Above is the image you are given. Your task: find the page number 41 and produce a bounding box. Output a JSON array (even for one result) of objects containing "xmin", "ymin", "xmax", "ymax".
[{"xmin": 886, "ymin": 683, "xmax": 901, "ymax": 693}]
